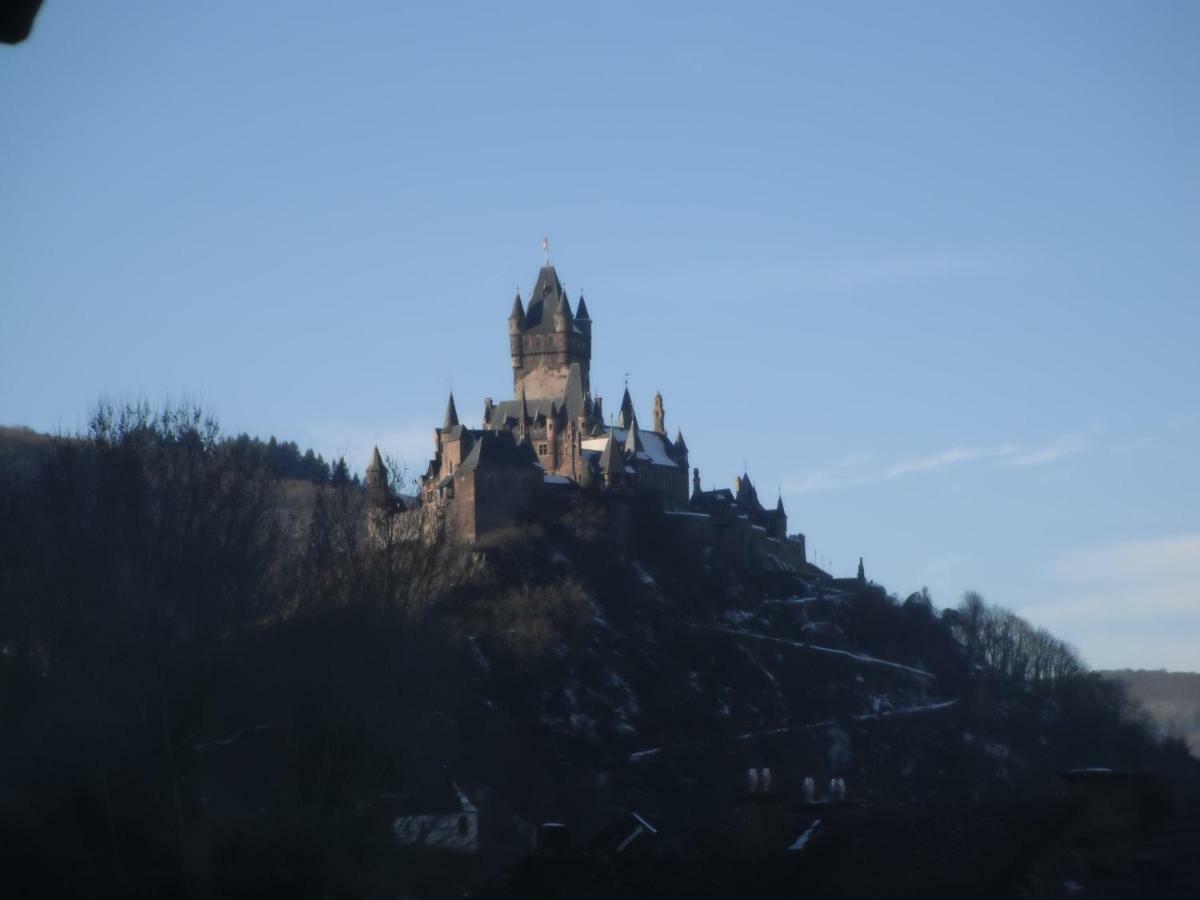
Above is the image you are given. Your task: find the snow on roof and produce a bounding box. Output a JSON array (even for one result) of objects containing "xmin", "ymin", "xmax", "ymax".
[
  {"xmin": 543, "ymin": 473, "xmax": 573, "ymax": 484},
  {"xmin": 581, "ymin": 426, "xmax": 679, "ymax": 468}
]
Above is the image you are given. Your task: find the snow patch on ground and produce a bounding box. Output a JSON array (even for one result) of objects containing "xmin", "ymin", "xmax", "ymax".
[
  {"xmin": 626, "ymin": 699, "xmax": 957, "ymax": 763},
  {"xmin": 788, "ymin": 819, "xmax": 822, "ymax": 851},
  {"xmin": 632, "ymin": 562, "xmax": 657, "ymax": 587},
  {"xmin": 688, "ymin": 624, "xmax": 935, "ymax": 679}
]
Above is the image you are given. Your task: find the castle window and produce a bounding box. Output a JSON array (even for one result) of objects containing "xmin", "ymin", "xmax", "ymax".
[{"xmin": 537, "ymin": 442, "xmax": 548, "ymax": 456}]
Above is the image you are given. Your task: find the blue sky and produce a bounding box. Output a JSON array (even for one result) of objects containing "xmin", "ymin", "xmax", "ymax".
[{"xmin": 2, "ymin": 2, "xmax": 1197, "ymax": 670}]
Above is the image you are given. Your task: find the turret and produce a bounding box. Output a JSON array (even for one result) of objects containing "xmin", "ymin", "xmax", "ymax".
[
  {"xmin": 366, "ymin": 446, "xmax": 389, "ymax": 503},
  {"xmin": 624, "ymin": 416, "xmax": 644, "ymax": 455},
  {"xmin": 509, "ymin": 291, "xmax": 525, "ymax": 373},
  {"xmin": 692, "ymin": 466, "xmax": 702, "ymax": 498},
  {"xmin": 443, "ymin": 392, "xmax": 459, "ymax": 431},
  {"xmin": 508, "ymin": 291, "xmax": 525, "ymax": 333},
  {"xmin": 575, "ymin": 294, "xmax": 592, "ymax": 356},
  {"xmin": 653, "ymin": 391, "xmax": 665, "ymax": 434},
  {"xmin": 857, "ymin": 557, "xmax": 866, "ymax": 584},
  {"xmin": 598, "ymin": 431, "xmax": 625, "ymax": 487},
  {"xmin": 674, "ymin": 428, "xmax": 689, "ymax": 468},
  {"xmin": 617, "ymin": 386, "xmax": 635, "ymax": 430}
]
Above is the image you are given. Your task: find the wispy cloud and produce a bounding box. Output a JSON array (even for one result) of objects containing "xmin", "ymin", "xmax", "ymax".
[
  {"xmin": 786, "ymin": 432, "xmax": 1090, "ymax": 493},
  {"xmin": 1004, "ymin": 432, "xmax": 1089, "ymax": 467}
]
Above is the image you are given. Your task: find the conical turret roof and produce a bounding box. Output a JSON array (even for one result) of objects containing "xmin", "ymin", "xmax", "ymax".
[
  {"xmin": 624, "ymin": 417, "xmax": 643, "ymax": 455},
  {"xmin": 616, "ymin": 386, "xmax": 635, "ymax": 430},
  {"xmin": 443, "ymin": 392, "xmax": 459, "ymax": 430},
  {"xmin": 598, "ymin": 431, "xmax": 624, "ymax": 476}
]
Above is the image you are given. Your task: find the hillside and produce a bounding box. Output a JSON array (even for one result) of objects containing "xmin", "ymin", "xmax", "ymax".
[
  {"xmin": 1102, "ymin": 670, "xmax": 1200, "ymax": 758},
  {"xmin": 2, "ymin": 409, "xmax": 1197, "ymax": 898}
]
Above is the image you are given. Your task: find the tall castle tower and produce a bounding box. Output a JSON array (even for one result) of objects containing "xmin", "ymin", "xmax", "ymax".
[{"xmin": 508, "ymin": 265, "xmax": 592, "ymax": 401}]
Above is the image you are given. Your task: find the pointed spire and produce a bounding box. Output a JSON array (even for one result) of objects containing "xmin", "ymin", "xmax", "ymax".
[
  {"xmin": 776, "ymin": 493, "xmax": 785, "ymax": 513},
  {"xmin": 564, "ymin": 363, "xmax": 585, "ymax": 419},
  {"xmin": 575, "ymin": 294, "xmax": 590, "ymax": 320},
  {"xmin": 366, "ymin": 445, "xmax": 388, "ymax": 498},
  {"xmin": 509, "ymin": 290, "xmax": 525, "ymax": 322},
  {"xmin": 443, "ymin": 392, "xmax": 459, "ymax": 430},
  {"xmin": 675, "ymin": 428, "xmax": 688, "ymax": 452},
  {"xmin": 599, "ymin": 431, "xmax": 624, "ymax": 479},
  {"xmin": 624, "ymin": 416, "xmax": 643, "ymax": 455},
  {"xmin": 857, "ymin": 557, "xmax": 866, "ymax": 583},
  {"xmin": 617, "ymin": 386, "xmax": 635, "ymax": 430}
]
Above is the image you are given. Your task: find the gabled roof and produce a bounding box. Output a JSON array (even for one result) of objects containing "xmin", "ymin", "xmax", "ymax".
[{"xmin": 457, "ymin": 431, "xmax": 539, "ymax": 474}]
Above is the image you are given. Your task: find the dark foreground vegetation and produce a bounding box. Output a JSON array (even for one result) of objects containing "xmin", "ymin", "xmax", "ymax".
[{"xmin": 1, "ymin": 404, "xmax": 1197, "ymax": 898}]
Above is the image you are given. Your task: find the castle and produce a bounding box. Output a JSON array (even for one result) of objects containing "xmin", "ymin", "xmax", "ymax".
[{"xmin": 366, "ymin": 259, "xmax": 803, "ymax": 567}]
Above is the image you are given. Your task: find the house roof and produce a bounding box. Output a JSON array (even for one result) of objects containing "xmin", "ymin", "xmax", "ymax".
[
  {"xmin": 582, "ymin": 426, "xmax": 680, "ymax": 468},
  {"xmin": 457, "ymin": 431, "xmax": 539, "ymax": 473}
]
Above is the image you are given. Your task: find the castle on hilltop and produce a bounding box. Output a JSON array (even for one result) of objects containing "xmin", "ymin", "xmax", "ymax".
[{"xmin": 366, "ymin": 258, "xmax": 803, "ymax": 568}]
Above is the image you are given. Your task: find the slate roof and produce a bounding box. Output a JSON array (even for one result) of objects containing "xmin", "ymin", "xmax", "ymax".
[
  {"xmin": 598, "ymin": 432, "xmax": 626, "ymax": 476},
  {"xmin": 444, "ymin": 392, "xmax": 459, "ymax": 430},
  {"xmin": 616, "ymin": 387, "xmax": 635, "ymax": 430},
  {"xmin": 581, "ymin": 426, "xmax": 680, "ymax": 468},
  {"xmin": 367, "ymin": 446, "xmax": 386, "ymax": 475},
  {"xmin": 521, "ymin": 265, "xmax": 582, "ymax": 335},
  {"xmin": 490, "ymin": 362, "xmax": 591, "ymax": 427},
  {"xmin": 456, "ymin": 431, "xmax": 539, "ymax": 473}
]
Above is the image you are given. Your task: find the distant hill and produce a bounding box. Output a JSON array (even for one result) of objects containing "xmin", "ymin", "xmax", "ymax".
[
  {"xmin": 0, "ymin": 425, "xmax": 53, "ymax": 483},
  {"xmin": 1102, "ymin": 669, "xmax": 1200, "ymax": 757}
]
